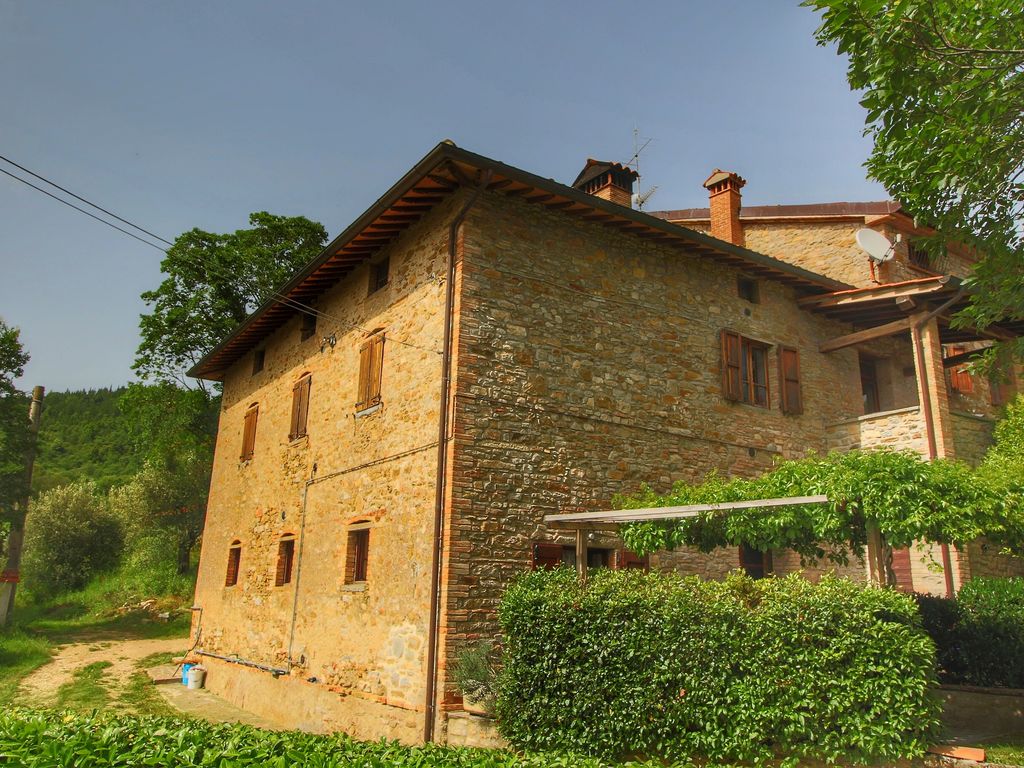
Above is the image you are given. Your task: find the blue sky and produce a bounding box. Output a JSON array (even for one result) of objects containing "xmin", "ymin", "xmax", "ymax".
[{"xmin": 0, "ymin": 1, "xmax": 883, "ymax": 391}]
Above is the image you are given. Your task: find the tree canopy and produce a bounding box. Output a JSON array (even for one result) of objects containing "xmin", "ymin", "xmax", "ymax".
[
  {"xmin": 805, "ymin": 0, "xmax": 1024, "ymax": 357},
  {"xmin": 0, "ymin": 319, "xmax": 30, "ymax": 525},
  {"xmin": 134, "ymin": 211, "xmax": 327, "ymax": 388}
]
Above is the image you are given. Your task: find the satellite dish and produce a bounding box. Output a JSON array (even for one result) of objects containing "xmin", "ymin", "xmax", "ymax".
[{"xmin": 855, "ymin": 228, "xmax": 895, "ymax": 263}]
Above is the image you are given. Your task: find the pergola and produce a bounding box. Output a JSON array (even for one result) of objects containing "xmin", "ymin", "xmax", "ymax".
[{"xmin": 542, "ymin": 494, "xmax": 894, "ymax": 587}]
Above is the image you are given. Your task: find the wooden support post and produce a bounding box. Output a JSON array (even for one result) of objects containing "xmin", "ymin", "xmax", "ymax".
[
  {"xmin": 0, "ymin": 386, "xmax": 44, "ymax": 626},
  {"xmin": 865, "ymin": 521, "xmax": 886, "ymax": 587},
  {"xmin": 575, "ymin": 528, "xmax": 587, "ymax": 583}
]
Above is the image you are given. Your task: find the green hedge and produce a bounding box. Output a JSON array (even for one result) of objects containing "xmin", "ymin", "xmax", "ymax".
[
  {"xmin": 0, "ymin": 709, "xmax": 651, "ymax": 768},
  {"xmin": 496, "ymin": 569, "xmax": 940, "ymax": 765},
  {"xmin": 918, "ymin": 577, "xmax": 1024, "ymax": 688}
]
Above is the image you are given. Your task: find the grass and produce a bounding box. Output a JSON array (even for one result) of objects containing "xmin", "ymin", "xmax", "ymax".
[
  {"xmin": 115, "ymin": 651, "xmax": 183, "ymax": 718},
  {"xmin": 982, "ymin": 733, "xmax": 1024, "ymax": 766},
  {"xmin": 54, "ymin": 661, "xmax": 113, "ymax": 711},
  {"xmin": 0, "ymin": 630, "xmax": 52, "ymax": 706}
]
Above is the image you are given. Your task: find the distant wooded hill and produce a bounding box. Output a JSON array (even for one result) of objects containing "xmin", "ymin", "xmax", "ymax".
[{"xmin": 32, "ymin": 387, "xmax": 143, "ymax": 494}]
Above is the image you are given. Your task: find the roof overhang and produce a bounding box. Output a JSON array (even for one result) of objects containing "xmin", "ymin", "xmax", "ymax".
[
  {"xmin": 798, "ymin": 276, "xmax": 1024, "ymax": 345},
  {"xmin": 189, "ymin": 141, "xmax": 850, "ymax": 381}
]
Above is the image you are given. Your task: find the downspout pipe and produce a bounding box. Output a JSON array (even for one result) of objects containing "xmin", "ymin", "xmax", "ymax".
[
  {"xmin": 424, "ymin": 170, "xmax": 491, "ymax": 744},
  {"xmin": 911, "ymin": 287, "xmax": 966, "ymax": 597}
]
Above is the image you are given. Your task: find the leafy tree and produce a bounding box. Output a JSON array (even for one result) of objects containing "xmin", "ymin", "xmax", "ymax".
[
  {"xmin": 619, "ymin": 449, "xmax": 1018, "ymax": 584},
  {"xmin": 0, "ymin": 320, "xmax": 30, "ymax": 542},
  {"xmin": 21, "ymin": 482, "xmax": 121, "ymax": 597},
  {"xmin": 134, "ymin": 211, "xmax": 327, "ymax": 389},
  {"xmin": 978, "ymin": 393, "xmax": 1024, "ymax": 552},
  {"xmin": 806, "ymin": 0, "xmax": 1024, "ymax": 357}
]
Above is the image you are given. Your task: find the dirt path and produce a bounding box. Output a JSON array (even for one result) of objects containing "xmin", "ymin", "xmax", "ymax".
[{"xmin": 17, "ymin": 636, "xmax": 189, "ymax": 708}]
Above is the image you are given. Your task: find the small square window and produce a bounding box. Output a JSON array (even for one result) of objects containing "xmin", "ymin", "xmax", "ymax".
[
  {"xmin": 300, "ymin": 312, "xmax": 317, "ymax": 342},
  {"xmin": 369, "ymin": 258, "xmax": 390, "ymax": 295},
  {"xmin": 737, "ymin": 276, "xmax": 760, "ymax": 303},
  {"xmin": 252, "ymin": 349, "xmax": 265, "ymax": 375}
]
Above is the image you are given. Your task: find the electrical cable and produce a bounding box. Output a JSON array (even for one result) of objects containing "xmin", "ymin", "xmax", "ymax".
[{"xmin": 0, "ymin": 153, "xmax": 174, "ymax": 245}]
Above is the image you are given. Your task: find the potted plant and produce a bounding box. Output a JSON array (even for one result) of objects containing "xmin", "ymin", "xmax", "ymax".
[{"xmin": 453, "ymin": 639, "xmax": 497, "ymax": 715}]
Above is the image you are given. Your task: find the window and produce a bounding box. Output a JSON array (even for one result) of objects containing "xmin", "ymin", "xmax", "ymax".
[
  {"xmin": 990, "ymin": 362, "xmax": 1015, "ymax": 406},
  {"xmin": 907, "ymin": 240, "xmax": 931, "ymax": 270},
  {"xmin": 778, "ymin": 346, "xmax": 802, "ymax": 414},
  {"xmin": 300, "ymin": 311, "xmax": 317, "ymax": 342},
  {"xmin": 737, "ymin": 276, "xmax": 760, "ymax": 303},
  {"xmin": 225, "ymin": 541, "xmax": 242, "ymax": 587},
  {"xmin": 356, "ymin": 332, "xmax": 385, "ymax": 411},
  {"xmin": 240, "ymin": 404, "xmax": 258, "ymax": 461},
  {"xmin": 615, "ymin": 549, "xmax": 649, "ymax": 570},
  {"xmin": 859, "ymin": 356, "xmax": 881, "ymax": 414},
  {"xmin": 530, "ymin": 542, "xmax": 618, "ymax": 570},
  {"xmin": 739, "ymin": 544, "xmax": 772, "ymax": 579},
  {"xmin": 275, "ymin": 535, "xmax": 296, "ymax": 587},
  {"xmin": 252, "ymin": 349, "xmax": 265, "ymax": 375},
  {"xmin": 369, "ymin": 258, "xmax": 390, "ymax": 294},
  {"xmin": 345, "ymin": 524, "xmax": 370, "ymax": 584},
  {"xmin": 721, "ymin": 330, "xmax": 769, "ymax": 407},
  {"xmin": 946, "ymin": 346, "xmax": 974, "ymax": 394},
  {"xmin": 289, "ymin": 375, "xmax": 311, "ymax": 440}
]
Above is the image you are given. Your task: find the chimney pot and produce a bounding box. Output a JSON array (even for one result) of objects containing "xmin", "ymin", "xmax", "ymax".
[{"xmin": 703, "ymin": 169, "xmax": 746, "ymax": 246}]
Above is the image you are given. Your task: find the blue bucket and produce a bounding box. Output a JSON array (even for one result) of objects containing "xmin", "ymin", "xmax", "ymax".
[{"xmin": 181, "ymin": 663, "xmax": 193, "ymax": 685}]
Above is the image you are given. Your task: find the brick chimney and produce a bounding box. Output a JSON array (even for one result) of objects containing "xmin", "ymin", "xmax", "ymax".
[
  {"xmin": 572, "ymin": 159, "xmax": 638, "ymax": 208},
  {"xmin": 703, "ymin": 169, "xmax": 746, "ymax": 246}
]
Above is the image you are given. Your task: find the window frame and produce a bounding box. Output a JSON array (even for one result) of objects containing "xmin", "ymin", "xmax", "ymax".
[
  {"xmin": 289, "ymin": 374, "xmax": 312, "ymax": 440},
  {"xmin": 721, "ymin": 330, "xmax": 770, "ymax": 408},
  {"xmin": 252, "ymin": 349, "xmax": 265, "ymax": 375},
  {"xmin": 240, "ymin": 404, "xmax": 259, "ymax": 461},
  {"xmin": 300, "ymin": 311, "xmax": 317, "ymax": 342},
  {"xmin": 946, "ymin": 345, "xmax": 975, "ymax": 394},
  {"xmin": 737, "ymin": 276, "xmax": 760, "ymax": 304},
  {"xmin": 859, "ymin": 356, "xmax": 881, "ymax": 415},
  {"xmin": 345, "ymin": 522, "xmax": 371, "ymax": 584},
  {"xmin": 777, "ymin": 346, "xmax": 803, "ymax": 415},
  {"xmin": 369, "ymin": 257, "xmax": 390, "ymax": 295}
]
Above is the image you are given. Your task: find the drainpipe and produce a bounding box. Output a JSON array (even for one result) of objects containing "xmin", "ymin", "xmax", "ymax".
[
  {"xmin": 286, "ymin": 473, "xmax": 315, "ymax": 667},
  {"xmin": 911, "ymin": 287, "xmax": 966, "ymax": 597},
  {"xmin": 424, "ymin": 170, "xmax": 491, "ymax": 744}
]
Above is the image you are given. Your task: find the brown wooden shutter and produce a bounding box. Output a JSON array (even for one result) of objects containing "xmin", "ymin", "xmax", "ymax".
[
  {"xmin": 778, "ymin": 347, "xmax": 803, "ymax": 415},
  {"xmin": 356, "ymin": 334, "xmax": 385, "ymax": 410},
  {"xmin": 275, "ymin": 538, "xmax": 295, "ymax": 586},
  {"xmin": 531, "ymin": 542, "xmax": 564, "ymax": 570},
  {"xmin": 290, "ymin": 376, "xmax": 311, "ymax": 439},
  {"xmin": 891, "ymin": 547, "xmax": 914, "ymax": 593},
  {"xmin": 720, "ymin": 330, "xmax": 742, "ymax": 401},
  {"xmin": 615, "ymin": 549, "xmax": 649, "ymax": 570},
  {"xmin": 948, "ymin": 346, "xmax": 974, "ymax": 393},
  {"xmin": 345, "ymin": 528, "xmax": 370, "ymax": 583},
  {"xmin": 225, "ymin": 544, "xmax": 241, "ymax": 587},
  {"xmin": 241, "ymin": 406, "xmax": 258, "ymax": 460}
]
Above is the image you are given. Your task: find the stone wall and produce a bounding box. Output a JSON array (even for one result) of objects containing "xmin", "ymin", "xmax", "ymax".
[
  {"xmin": 950, "ymin": 411, "xmax": 995, "ymax": 467},
  {"xmin": 192, "ymin": 194, "xmax": 466, "ymax": 740},
  {"xmin": 438, "ymin": 191, "xmax": 870, "ymax": 705},
  {"xmin": 826, "ymin": 406, "xmax": 928, "ymax": 455}
]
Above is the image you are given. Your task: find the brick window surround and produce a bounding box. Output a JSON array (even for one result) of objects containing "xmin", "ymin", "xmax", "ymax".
[
  {"xmin": 721, "ymin": 330, "xmax": 770, "ymax": 407},
  {"xmin": 225, "ymin": 541, "xmax": 241, "ymax": 587},
  {"xmin": 240, "ymin": 404, "xmax": 258, "ymax": 461},
  {"xmin": 275, "ymin": 535, "xmax": 296, "ymax": 587}
]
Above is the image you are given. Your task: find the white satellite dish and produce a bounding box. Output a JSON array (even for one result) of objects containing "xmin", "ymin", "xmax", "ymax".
[{"xmin": 855, "ymin": 228, "xmax": 895, "ymax": 263}]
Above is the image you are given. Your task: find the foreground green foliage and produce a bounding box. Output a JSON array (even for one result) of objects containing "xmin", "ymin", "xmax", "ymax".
[
  {"xmin": 0, "ymin": 317, "xmax": 30, "ymax": 526},
  {"xmin": 805, "ymin": 0, "xmax": 1024, "ymax": 359},
  {"xmin": 497, "ymin": 569, "xmax": 940, "ymax": 765},
  {"xmin": 918, "ymin": 577, "xmax": 1024, "ymax": 688},
  {"xmin": 0, "ymin": 630, "xmax": 50, "ymax": 706},
  {"xmin": 0, "ymin": 709, "xmax": 662, "ymax": 768},
  {"xmin": 32, "ymin": 387, "xmax": 142, "ymax": 494},
  {"xmin": 620, "ymin": 449, "xmax": 1018, "ymax": 568}
]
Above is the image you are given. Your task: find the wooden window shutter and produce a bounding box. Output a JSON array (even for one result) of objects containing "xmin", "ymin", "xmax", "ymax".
[
  {"xmin": 720, "ymin": 330, "xmax": 742, "ymax": 401},
  {"xmin": 241, "ymin": 406, "xmax": 258, "ymax": 460},
  {"xmin": 778, "ymin": 347, "xmax": 803, "ymax": 414},
  {"xmin": 615, "ymin": 549, "xmax": 649, "ymax": 570},
  {"xmin": 345, "ymin": 527, "xmax": 370, "ymax": 583},
  {"xmin": 948, "ymin": 346, "xmax": 974, "ymax": 393},
  {"xmin": 356, "ymin": 334, "xmax": 385, "ymax": 410},
  {"xmin": 290, "ymin": 376, "xmax": 311, "ymax": 439},
  {"xmin": 225, "ymin": 543, "xmax": 241, "ymax": 587},
  {"xmin": 531, "ymin": 542, "xmax": 564, "ymax": 570},
  {"xmin": 275, "ymin": 537, "xmax": 295, "ymax": 587}
]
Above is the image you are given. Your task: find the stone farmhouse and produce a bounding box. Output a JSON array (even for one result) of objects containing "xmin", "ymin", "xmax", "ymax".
[{"xmin": 187, "ymin": 141, "xmax": 1023, "ymax": 743}]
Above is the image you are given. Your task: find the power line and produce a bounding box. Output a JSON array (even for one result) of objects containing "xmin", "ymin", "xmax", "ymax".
[
  {"xmin": 0, "ymin": 165, "xmax": 168, "ymax": 253},
  {"xmin": 0, "ymin": 153, "xmax": 174, "ymax": 246}
]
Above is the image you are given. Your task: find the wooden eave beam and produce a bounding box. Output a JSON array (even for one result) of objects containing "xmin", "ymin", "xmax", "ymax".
[
  {"xmin": 942, "ymin": 345, "xmax": 996, "ymax": 368},
  {"xmin": 798, "ymin": 278, "xmax": 950, "ymax": 310},
  {"xmin": 819, "ymin": 316, "xmax": 917, "ymax": 353}
]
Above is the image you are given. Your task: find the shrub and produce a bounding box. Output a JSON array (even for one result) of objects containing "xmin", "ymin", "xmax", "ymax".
[
  {"xmin": 21, "ymin": 482, "xmax": 122, "ymax": 598},
  {"xmin": 454, "ymin": 639, "xmax": 499, "ymax": 704},
  {"xmin": 496, "ymin": 569, "xmax": 940, "ymax": 765},
  {"xmin": 918, "ymin": 577, "xmax": 1024, "ymax": 688}
]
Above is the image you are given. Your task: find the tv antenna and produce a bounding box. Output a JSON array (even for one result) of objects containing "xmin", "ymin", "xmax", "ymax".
[
  {"xmin": 624, "ymin": 126, "xmax": 658, "ymax": 210},
  {"xmin": 855, "ymin": 228, "xmax": 896, "ymax": 263}
]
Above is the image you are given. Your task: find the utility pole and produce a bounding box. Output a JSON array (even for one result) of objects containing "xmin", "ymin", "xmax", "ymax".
[{"xmin": 0, "ymin": 385, "xmax": 44, "ymax": 626}]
